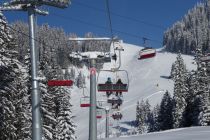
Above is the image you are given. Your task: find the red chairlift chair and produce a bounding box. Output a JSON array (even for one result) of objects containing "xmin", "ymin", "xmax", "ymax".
[
  {"xmin": 97, "ymin": 70, "xmax": 129, "ymax": 93},
  {"xmin": 138, "ymin": 48, "xmax": 156, "ymax": 60},
  {"xmin": 112, "ymin": 112, "xmax": 123, "ymax": 120},
  {"xmin": 80, "ymin": 96, "xmax": 91, "ymax": 108},
  {"xmin": 96, "ymin": 110, "xmax": 102, "ymax": 119},
  {"xmin": 48, "ymin": 80, "xmax": 73, "ymax": 86}
]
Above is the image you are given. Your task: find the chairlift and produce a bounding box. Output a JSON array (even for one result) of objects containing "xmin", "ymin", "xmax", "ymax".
[
  {"xmin": 97, "ymin": 70, "xmax": 129, "ymax": 93},
  {"xmin": 80, "ymin": 96, "xmax": 90, "ymax": 107},
  {"xmin": 138, "ymin": 47, "xmax": 156, "ymax": 60},
  {"xmin": 107, "ymin": 97, "xmax": 123, "ymax": 105},
  {"xmin": 47, "ymin": 48, "xmax": 74, "ymax": 87},
  {"xmin": 112, "ymin": 112, "xmax": 123, "ymax": 120},
  {"xmin": 96, "ymin": 110, "xmax": 102, "ymax": 119},
  {"xmin": 48, "ymin": 80, "xmax": 73, "ymax": 86},
  {"xmin": 138, "ymin": 38, "xmax": 156, "ymax": 60}
]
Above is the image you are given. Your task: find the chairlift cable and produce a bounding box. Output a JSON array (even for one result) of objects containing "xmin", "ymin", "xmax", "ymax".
[
  {"xmin": 71, "ymin": 0, "xmax": 166, "ymax": 30},
  {"xmin": 50, "ymin": 12, "xmax": 162, "ymax": 45},
  {"xmin": 105, "ymin": 0, "xmax": 117, "ymax": 57},
  {"xmin": 105, "ymin": 0, "xmax": 114, "ymax": 39}
]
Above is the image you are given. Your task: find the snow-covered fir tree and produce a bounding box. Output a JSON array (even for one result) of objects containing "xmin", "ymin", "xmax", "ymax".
[
  {"xmin": 163, "ymin": 0, "xmax": 210, "ymax": 54},
  {"xmin": 136, "ymin": 101, "xmax": 141, "ymax": 127},
  {"xmin": 55, "ymin": 88, "xmax": 76, "ymax": 140},
  {"xmin": 194, "ymin": 47, "xmax": 210, "ymax": 126},
  {"xmin": 182, "ymin": 71, "xmax": 198, "ymax": 127},
  {"xmin": 158, "ymin": 91, "xmax": 173, "ymax": 130},
  {"xmin": 136, "ymin": 100, "xmax": 152, "ymax": 134},
  {"xmin": 170, "ymin": 63, "xmax": 176, "ymax": 79},
  {"xmin": 0, "ymin": 12, "xmax": 30, "ymax": 140},
  {"xmin": 148, "ymin": 104, "xmax": 160, "ymax": 132},
  {"xmin": 172, "ymin": 53, "xmax": 188, "ymax": 128}
]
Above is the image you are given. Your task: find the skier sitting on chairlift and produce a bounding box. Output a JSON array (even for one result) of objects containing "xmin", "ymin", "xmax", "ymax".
[
  {"xmin": 116, "ymin": 78, "xmax": 123, "ymax": 96},
  {"xmin": 105, "ymin": 77, "xmax": 112, "ymax": 97}
]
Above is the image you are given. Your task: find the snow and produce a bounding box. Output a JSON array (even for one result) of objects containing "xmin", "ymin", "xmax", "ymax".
[
  {"xmin": 70, "ymin": 42, "xmax": 197, "ymax": 140},
  {"xmin": 69, "ymin": 51, "xmax": 111, "ymax": 59},
  {"xmin": 69, "ymin": 37, "xmax": 111, "ymax": 41},
  {"xmin": 108, "ymin": 126, "xmax": 210, "ymax": 140}
]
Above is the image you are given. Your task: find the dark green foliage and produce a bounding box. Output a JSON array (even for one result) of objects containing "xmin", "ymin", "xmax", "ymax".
[{"xmin": 158, "ymin": 91, "xmax": 173, "ymax": 130}]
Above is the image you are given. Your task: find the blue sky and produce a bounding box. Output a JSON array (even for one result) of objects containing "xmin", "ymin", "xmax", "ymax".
[{"xmin": 3, "ymin": 0, "xmax": 200, "ymax": 48}]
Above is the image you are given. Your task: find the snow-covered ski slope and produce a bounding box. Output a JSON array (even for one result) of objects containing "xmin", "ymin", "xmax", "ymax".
[
  {"xmin": 108, "ymin": 126, "xmax": 210, "ymax": 140},
  {"xmin": 70, "ymin": 42, "xmax": 196, "ymax": 140}
]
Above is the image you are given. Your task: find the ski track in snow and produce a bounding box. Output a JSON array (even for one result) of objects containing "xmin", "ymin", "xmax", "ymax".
[{"xmin": 143, "ymin": 90, "xmax": 165, "ymax": 100}]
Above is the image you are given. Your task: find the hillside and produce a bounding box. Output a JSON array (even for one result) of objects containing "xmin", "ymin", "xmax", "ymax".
[
  {"xmin": 70, "ymin": 42, "xmax": 196, "ymax": 140},
  {"xmin": 163, "ymin": 0, "xmax": 210, "ymax": 54}
]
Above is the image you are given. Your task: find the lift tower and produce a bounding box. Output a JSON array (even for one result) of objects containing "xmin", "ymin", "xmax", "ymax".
[{"xmin": 69, "ymin": 37, "xmax": 115, "ymax": 140}]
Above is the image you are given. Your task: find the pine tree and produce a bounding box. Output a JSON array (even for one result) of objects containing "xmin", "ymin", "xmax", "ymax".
[
  {"xmin": 0, "ymin": 12, "xmax": 30, "ymax": 139},
  {"xmin": 158, "ymin": 91, "xmax": 173, "ymax": 130},
  {"xmin": 172, "ymin": 53, "xmax": 188, "ymax": 128},
  {"xmin": 193, "ymin": 46, "xmax": 210, "ymax": 125},
  {"xmin": 152, "ymin": 104, "xmax": 160, "ymax": 132},
  {"xmin": 40, "ymin": 42, "xmax": 57, "ymax": 139},
  {"xmin": 197, "ymin": 63, "xmax": 210, "ymax": 125},
  {"xmin": 170, "ymin": 63, "xmax": 176, "ymax": 79},
  {"xmin": 182, "ymin": 72, "xmax": 196, "ymax": 127},
  {"xmin": 136, "ymin": 101, "xmax": 140, "ymax": 127},
  {"xmin": 163, "ymin": 0, "xmax": 210, "ymax": 54},
  {"xmin": 136, "ymin": 100, "xmax": 146, "ymax": 134},
  {"xmin": 136, "ymin": 100, "xmax": 152, "ymax": 134},
  {"xmin": 55, "ymin": 89, "xmax": 76, "ymax": 140},
  {"xmin": 16, "ymin": 50, "xmax": 31, "ymax": 140}
]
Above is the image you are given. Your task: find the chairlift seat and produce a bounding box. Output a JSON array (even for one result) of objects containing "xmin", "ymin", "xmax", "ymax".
[
  {"xmin": 107, "ymin": 98, "xmax": 123, "ymax": 104},
  {"xmin": 96, "ymin": 110, "xmax": 102, "ymax": 119},
  {"xmin": 96, "ymin": 115, "xmax": 102, "ymax": 119},
  {"xmin": 112, "ymin": 113, "xmax": 123, "ymax": 120},
  {"xmin": 48, "ymin": 80, "xmax": 73, "ymax": 86},
  {"xmin": 138, "ymin": 48, "xmax": 156, "ymax": 60},
  {"xmin": 98, "ymin": 84, "xmax": 128, "ymax": 92},
  {"xmin": 80, "ymin": 97, "xmax": 90, "ymax": 107}
]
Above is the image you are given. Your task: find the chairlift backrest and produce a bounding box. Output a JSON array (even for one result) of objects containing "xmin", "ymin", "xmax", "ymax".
[
  {"xmin": 98, "ymin": 84, "xmax": 128, "ymax": 92},
  {"xmin": 138, "ymin": 48, "xmax": 156, "ymax": 60},
  {"xmin": 80, "ymin": 96, "xmax": 90, "ymax": 107},
  {"xmin": 48, "ymin": 80, "xmax": 73, "ymax": 86},
  {"xmin": 96, "ymin": 110, "xmax": 102, "ymax": 119},
  {"xmin": 97, "ymin": 70, "xmax": 129, "ymax": 93},
  {"xmin": 112, "ymin": 113, "xmax": 123, "ymax": 120},
  {"xmin": 107, "ymin": 98, "xmax": 123, "ymax": 104}
]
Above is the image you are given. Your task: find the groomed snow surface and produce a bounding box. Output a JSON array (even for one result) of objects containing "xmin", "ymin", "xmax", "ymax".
[
  {"xmin": 108, "ymin": 126, "xmax": 210, "ymax": 140},
  {"xmin": 70, "ymin": 42, "xmax": 206, "ymax": 140}
]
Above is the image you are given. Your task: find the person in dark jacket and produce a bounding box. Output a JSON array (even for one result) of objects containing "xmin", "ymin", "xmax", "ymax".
[
  {"xmin": 116, "ymin": 78, "xmax": 123, "ymax": 96},
  {"xmin": 105, "ymin": 77, "xmax": 112, "ymax": 97}
]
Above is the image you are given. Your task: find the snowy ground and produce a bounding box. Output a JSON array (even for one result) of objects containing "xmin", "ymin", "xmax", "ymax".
[
  {"xmin": 108, "ymin": 126, "xmax": 210, "ymax": 140},
  {"xmin": 70, "ymin": 42, "xmax": 196, "ymax": 140}
]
